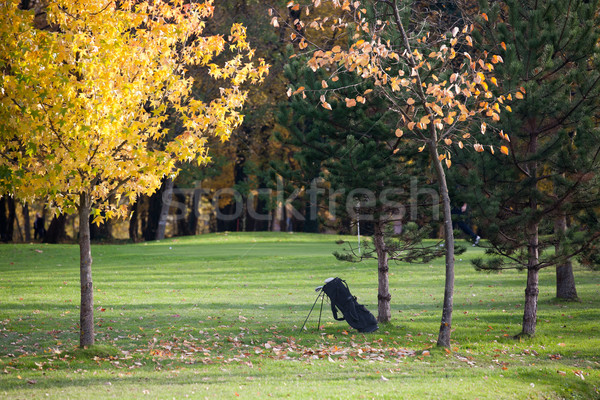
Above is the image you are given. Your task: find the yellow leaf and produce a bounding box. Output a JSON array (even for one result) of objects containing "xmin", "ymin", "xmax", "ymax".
[
  {"xmin": 515, "ymin": 92, "xmax": 524, "ymax": 99},
  {"xmin": 444, "ymin": 138, "xmax": 452, "ymax": 145},
  {"xmin": 500, "ymin": 145, "xmax": 509, "ymax": 155},
  {"xmin": 506, "ymin": 105, "xmax": 512, "ymax": 112},
  {"xmin": 445, "ymin": 158, "xmax": 452, "ymax": 168},
  {"xmin": 490, "ymin": 77, "xmax": 498, "ymax": 86},
  {"xmin": 418, "ymin": 145, "xmax": 426, "ymax": 152},
  {"xmin": 332, "ymin": 45, "xmax": 341, "ymax": 53}
]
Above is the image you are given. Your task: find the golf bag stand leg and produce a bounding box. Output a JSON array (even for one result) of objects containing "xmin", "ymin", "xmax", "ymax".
[{"xmin": 300, "ymin": 289, "xmax": 325, "ymax": 331}]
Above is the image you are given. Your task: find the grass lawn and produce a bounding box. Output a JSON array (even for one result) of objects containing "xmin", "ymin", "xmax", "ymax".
[{"xmin": 1, "ymin": 232, "xmax": 599, "ymax": 399}]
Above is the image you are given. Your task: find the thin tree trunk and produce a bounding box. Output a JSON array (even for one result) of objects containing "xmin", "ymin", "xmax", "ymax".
[
  {"xmin": 156, "ymin": 177, "xmax": 174, "ymax": 240},
  {"xmin": 373, "ymin": 223, "xmax": 391, "ymax": 323},
  {"xmin": 521, "ymin": 267, "xmax": 540, "ymax": 336},
  {"xmin": 520, "ymin": 215, "xmax": 540, "ymax": 337},
  {"xmin": 129, "ymin": 200, "xmax": 139, "ymax": 242},
  {"xmin": 79, "ymin": 192, "xmax": 94, "ymax": 347},
  {"xmin": 429, "ymin": 141, "xmax": 455, "ymax": 347},
  {"xmin": 554, "ymin": 214, "xmax": 578, "ymax": 300},
  {"xmin": 521, "ymin": 268, "xmax": 540, "ymax": 336},
  {"xmin": 22, "ymin": 203, "xmax": 31, "ymax": 242}
]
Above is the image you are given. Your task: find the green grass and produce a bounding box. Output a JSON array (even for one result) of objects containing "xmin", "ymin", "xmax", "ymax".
[{"xmin": 1, "ymin": 232, "xmax": 599, "ymax": 399}]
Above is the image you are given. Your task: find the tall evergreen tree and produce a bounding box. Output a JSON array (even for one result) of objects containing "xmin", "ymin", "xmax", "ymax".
[{"xmin": 464, "ymin": 0, "xmax": 600, "ymax": 337}]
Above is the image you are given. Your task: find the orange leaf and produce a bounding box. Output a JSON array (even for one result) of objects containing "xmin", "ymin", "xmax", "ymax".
[
  {"xmin": 515, "ymin": 92, "xmax": 524, "ymax": 99},
  {"xmin": 481, "ymin": 12, "xmax": 489, "ymax": 21},
  {"xmin": 395, "ymin": 129, "xmax": 403, "ymax": 137},
  {"xmin": 345, "ymin": 98, "xmax": 357, "ymax": 107},
  {"xmin": 500, "ymin": 145, "xmax": 509, "ymax": 155},
  {"xmin": 322, "ymin": 102, "xmax": 332, "ymax": 110}
]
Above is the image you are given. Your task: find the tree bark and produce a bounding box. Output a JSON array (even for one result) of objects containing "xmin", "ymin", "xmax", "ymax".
[
  {"xmin": 22, "ymin": 202, "xmax": 31, "ymax": 242},
  {"xmin": 155, "ymin": 177, "xmax": 174, "ymax": 240},
  {"xmin": 429, "ymin": 141, "xmax": 455, "ymax": 347},
  {"xmin": 79, "ymin": 192, "xmax": 94, "ymax": 347},
  {"xmin": 129, "ymin": 200, "xmax": 139, "ymax": 242},
  {"xmin": 373, "ymin": 223, "xmax": 391, "ymax": 323},
  {"xmin": 521, "ymin": 267, "xmax": 540, "ymax": 336},
  {"xmin": 554, "ymin": 214, "xmax": 578, "ymax": 300},
  {"xmin": 520, "ymin": 218, "xmax": 540, "ymax": 337},
  {"xmin": 44, "ymin": 214, "xmax": 67, "ymax": 243}
]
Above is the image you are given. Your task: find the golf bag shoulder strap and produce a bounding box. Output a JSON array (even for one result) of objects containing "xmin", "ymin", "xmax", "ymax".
[
  {"xmin": 324, "ymin": 278, "xmax": 359, "ymax": 321},
  {"xmin": 331, "ymin": 302, "xmax": 345, "ymax": 321},
  {"xmin": 322, "ymin": 277, "xmax": 379, "ymax": 333}
]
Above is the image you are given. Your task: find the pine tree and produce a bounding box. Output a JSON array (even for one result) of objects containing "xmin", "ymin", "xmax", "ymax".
[{"xmin": 464, "ymin": 0, "xmax": 600, "ymax": 336}]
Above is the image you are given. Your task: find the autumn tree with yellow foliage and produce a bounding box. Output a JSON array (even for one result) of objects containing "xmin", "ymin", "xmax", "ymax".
[
  {"xmin": 0, "ymin": 0, "xmax": 267, "ymax": 347},
  {"xmin": 271, "ymin": 0, "xmax": 516, "ymax": 346}
]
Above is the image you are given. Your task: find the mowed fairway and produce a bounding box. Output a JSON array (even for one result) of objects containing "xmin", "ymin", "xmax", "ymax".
[{"xmin": 1, "ymin": 232, "xmax": 599, "ymax": 399}]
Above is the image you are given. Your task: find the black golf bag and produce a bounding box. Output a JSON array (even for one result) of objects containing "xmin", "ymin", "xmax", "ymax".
[{"xmin": 322, "ymin": 278, "xmax": 378, "ymax": 333}]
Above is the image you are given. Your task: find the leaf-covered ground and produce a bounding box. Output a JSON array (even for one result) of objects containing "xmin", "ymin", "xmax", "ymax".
[{"xmin": 1, "ymin": 232, "xmax": 599, "ymax": 399}]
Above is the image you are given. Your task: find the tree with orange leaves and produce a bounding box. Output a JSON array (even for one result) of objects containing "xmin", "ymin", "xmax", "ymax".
[{"xmin": 271, "ymin": 0, "xmax": 516, "ymax": 346}]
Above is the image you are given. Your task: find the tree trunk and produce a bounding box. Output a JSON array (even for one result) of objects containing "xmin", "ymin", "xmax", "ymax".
[
  {"xmin": 129, "ymin": 200, "xmax": 139, "ymax": 242},
  {"xmin": 520, "ymin": 220, "xmax": 540, "ymax": 337},
  {"xmin": 429, "ymin": 141, "xmax": 455, "ymax": 347},
  {"xmin": 22, "ymin": 202, "xmax": 31, "ymax": 242},
  {"xmin": 188, "ymin": 189, "xmax": 199, "ymax": 235},
  {"xmin": 0, "ymin": 196, "xmax": 16, "ymax": 242},
  {"xmin": 373, "ymin": 224, "xmax": 391, "ymax": 323},
  {"xmin": 44, "ymin": 214, "xmax": 67, "ymax": 243},
  {"xmin": 556, "ymin": 261, "xmax": 577, "ymax": 300},
  {"xmin": 521, "ymin": 267, "xmax": 540, "ymax": 337},
  {"xmin": 7, "ymin": 196, "xmax": 15, "ymax": 242},
  {"xmin": 554, "ymin": 214, "xmax": 578, "ymax": 300},
  {"xmin": 155, "ymin": 177, "xmax": 174, "ymax": 240},
  {"xmin": 79, "ymin": 192, "xmax": 94, "ymax": 347}
]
